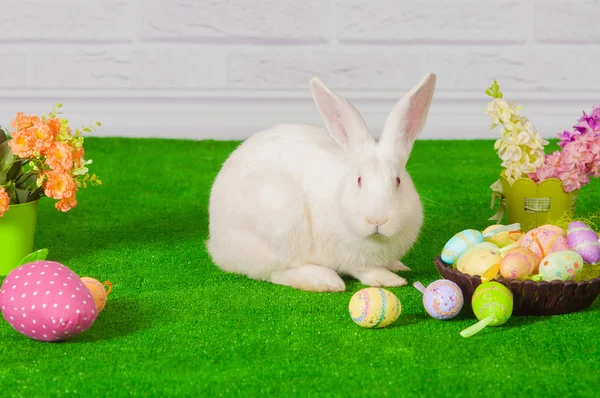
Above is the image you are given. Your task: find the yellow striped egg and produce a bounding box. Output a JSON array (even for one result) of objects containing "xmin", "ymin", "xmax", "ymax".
[
  {"xmin": 483, "ymin": 224, "xmax": 522, "ymax": 247},
  {"xmin": 348, "ymin": 288, "xmax": 402, "ymax": 328}
]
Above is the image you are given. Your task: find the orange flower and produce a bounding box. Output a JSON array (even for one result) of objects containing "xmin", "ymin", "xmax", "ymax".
[
  {"xmin": 11, "ymin": 112, "xmax": 41, "ymax": 131},
  {"xmin": 46, "ymin": 118, "xmax": 62, "ymax": 137},
  {"xmin": 45, "ymin": 142, "xmax": 74, "ymax": 171},
  {"xmin": 55, "ymin": 192, "xmax": 78, "ymax": 212},
  {"xmin": 8, "ymin": 129, "xmax": 36, "ymax": 159},
  {"xmin": 43, "ymin": 171, "xmax": 77, "ymax": 200},
  {"xmin": 28, "ymin": 122, "xmax": 55, "ymax": 154},
  {"xmin": 0, "ymin": 187, "xmax": 9, "ymax": 217},
  {"xmin": 72, "ymin": 146, "xmax": 85, "ymax": 169}
]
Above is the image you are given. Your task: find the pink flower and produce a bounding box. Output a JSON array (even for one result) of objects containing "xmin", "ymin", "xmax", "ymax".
[
  {"xmin": 540, "ymin": 151, "xmax": 563, "ymax": 180},
  {"xmin": 591, "ymin": 136, "xmax": 600, "ymax": 177},
  {"xmin": 556, "ymin": 165, "xmax": 589, "ymax": 192},
  {"xmin": 533, "ymin": 104, "xmax": 600, "ymax": 191},
  {"xmin": 557, "ymin": 130, "xmax": 577, "ymax": 148},
  {"xmin": 562, "ymin": 138, "xmax": 593, "ymax": 169}
]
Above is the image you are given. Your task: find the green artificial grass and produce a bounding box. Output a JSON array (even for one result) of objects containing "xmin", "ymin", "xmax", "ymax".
[{"xmin": 1, "ymin": 137, "xmax": 599, "ymax": 397}]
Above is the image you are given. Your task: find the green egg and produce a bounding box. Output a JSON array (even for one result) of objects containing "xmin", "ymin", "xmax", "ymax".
[{"xmin": 471, "ymin": 282, "xmax": 513, "ymax": 326}]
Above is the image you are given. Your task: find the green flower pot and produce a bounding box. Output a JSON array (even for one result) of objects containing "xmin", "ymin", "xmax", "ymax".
[
  {"xmin": 500, "ymin": 173, "xmax": 578, "ymax": 232},
  {"xmin": 0, "ymin": 200, "xmax": 39, "ymax": 276}
]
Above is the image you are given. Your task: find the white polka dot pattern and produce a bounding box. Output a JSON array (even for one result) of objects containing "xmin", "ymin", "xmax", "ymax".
[{"xmin": 0, "ymin": 261, "xmax": 98, "ymax": 342}]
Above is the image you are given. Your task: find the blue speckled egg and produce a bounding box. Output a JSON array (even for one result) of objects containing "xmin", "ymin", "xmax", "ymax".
[{"xmin": 441, "ymin": 229, "xmax": 484, "ymax": 264}]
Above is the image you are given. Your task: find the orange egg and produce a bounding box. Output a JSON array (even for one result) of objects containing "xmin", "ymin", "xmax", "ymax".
[
  {"xmin": 500, "ymin": 247, "xmax": 538, "ymax": 280},
  {"xmin": 80, "ymin": 277, "xmax": 112, "ymax": 312},
  {"xmin": 457, "ymin": 246, "xmax": 502, "ymax": 277}
]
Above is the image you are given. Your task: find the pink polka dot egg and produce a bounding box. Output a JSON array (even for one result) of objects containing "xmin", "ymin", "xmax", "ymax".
[{"xmin": 0, "ymin": 261, "xmax": 98, "ymax": 342}]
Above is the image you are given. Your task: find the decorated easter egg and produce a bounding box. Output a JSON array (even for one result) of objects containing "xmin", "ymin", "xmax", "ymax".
[
  {"xmin": 500, "ymin": 247, "xmax": 538, "ymax": 280},
  {"xmin": 483, "ymin": 224, "xmax": 522, "ymax": 247},
  {"xmin": 0, "ymin": 261, "xmax": 98, "ymax": 342},
  {"xmin": 348, "ymin": 288, "xmax": 402, "ymax": 328},
  {"xmin": 80, "ymin": 277, "xmax": 111, "ymax": 312},
  {"xmin": 441, "ymin": 229, "xmax": 483, "ymax": 264},
  {"xmin": 456, "ymin": 245, "xmax": 502, "ymax": 277},
  {"xmin": 520, "ymin": 227, "xmax": 569, "ymax": 270},
  {"xmin": 471, "ymin": 282, "xmax": 513, "ymax": 327},
  {"xmin": 539, "ymin": 224, "xmax": 566, "ymax": 237},
  {"xmin": 539, "ymin": 251, "xmax": 584, "ymax": 282},
  {"xmin": 567, "ymin": 222, "xmax": 600, "ymax": 264},
  {"xmin": 422, "ymin": 280, "xmax": 464, "ymax": 320},
  {"xmin": 471, "ymin": 242, "xmax": 501, "ymax": 252}
]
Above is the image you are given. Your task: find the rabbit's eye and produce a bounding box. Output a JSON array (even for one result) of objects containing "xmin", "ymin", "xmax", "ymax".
[
  {"xmin": 357, "ymin": 177, "xmax": 362, "ymax": 186},
  {"xmin": 396, "ymin": 177, "xmax": 401, "ymax": 186}
]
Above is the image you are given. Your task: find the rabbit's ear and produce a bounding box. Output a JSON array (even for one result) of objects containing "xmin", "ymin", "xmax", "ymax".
[
  {"xmin": 380, "ymin": 73, "xmax": 436, "ymax": 159},
  {"xmin": 310, "ymin": 77, "xmax": 373, "ymax": 152}
]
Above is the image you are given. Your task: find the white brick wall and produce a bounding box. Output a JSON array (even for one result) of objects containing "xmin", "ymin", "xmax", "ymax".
[
  {"xmin": 535, "ymin": 0, "xmax": 600, "ymax": 43},
  {"xmin": 0, "ymin": 1, "xmax": 134, "ymax": 41},
  {"xmin": 337, "ymin": 0, "xmax": 528, "ymax": 43},
  {"xmin": 139, "ymin": 0, "xmax": 329, "ymax": 43},
  {"xmin": 0, "ymin": 0, "xmax": 599, "ymax": 140}
]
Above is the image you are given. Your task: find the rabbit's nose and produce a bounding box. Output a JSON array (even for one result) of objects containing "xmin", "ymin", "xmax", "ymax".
[{"xmin": 367, "ymin": 217, "xmax": 388, "ymax": 227}]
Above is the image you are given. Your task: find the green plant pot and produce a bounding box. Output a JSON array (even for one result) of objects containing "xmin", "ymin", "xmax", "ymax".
[
  {"xmin": 500, "ymin": 173, "xmax": 578, "ymax": 232},
  {"xmin": 0, "ymin": 200, "xmax": 39, "ymax": 276}
]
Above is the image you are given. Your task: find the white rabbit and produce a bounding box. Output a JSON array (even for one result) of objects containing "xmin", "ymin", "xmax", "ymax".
[{"xmin": 207, "ymin": 73, "xmax": 437, "ymax": 292}]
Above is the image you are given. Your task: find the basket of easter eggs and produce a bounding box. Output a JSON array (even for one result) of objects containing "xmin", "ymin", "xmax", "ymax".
[{"xmin": 434, "ymin": 222, "xmax": 600, "ymax": 316}]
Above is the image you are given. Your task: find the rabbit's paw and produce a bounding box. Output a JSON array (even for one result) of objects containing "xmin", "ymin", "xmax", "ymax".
[
  {"xmin": 271, "ymin": 265, "xmax": 346, "ymax": 292},
  {"xmin": 353, "ymin": 268, "xmax": 408, "ymax": 287},
  {"xmin": 387, "ymin": 260, "xmax": 411, "ymax": 272}
]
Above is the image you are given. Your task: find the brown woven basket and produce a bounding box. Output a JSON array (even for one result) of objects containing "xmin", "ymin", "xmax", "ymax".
[{"xmin": 434, "ymin": 255, "xmax": 600, "ymax": 316}]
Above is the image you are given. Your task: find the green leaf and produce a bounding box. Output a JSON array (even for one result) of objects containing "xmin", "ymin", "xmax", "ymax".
[
  {"xmin": 18, "ymin": 249, "xmax": 49, "ymax": 266},
  {"xmin": 0, "ymin": 141, "xmax": 15, "ymax": 169},
  {"xmin": 15, "ymin": 188, "xmax": 29, "ymax": 203},
  {"xmin": 15, "ymin": 170, "xmax": 34, "ymax": 185},
  {"xmin": 3, "ymin": 161, "xmax": 21, "ymax": 181},
  {"xmin": 0, "ymin": 172, "xmax": 5, "ymax": 185},
  {"xmin": 27, "ymin": 187, "xmax": 43, "ymax": 202},
  {"xmin": 0, "ymin": 128, "xmax": 7, "ymax": 145},
  {"xmin": 18, "ymin": 173, "xmax": 38, "ymax": 191},
  {"xmin": 485, "ymin": 80, "xmax": 503, "ymax": 99}
]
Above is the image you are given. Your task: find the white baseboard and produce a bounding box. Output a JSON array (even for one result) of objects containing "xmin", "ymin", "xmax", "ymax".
[{"xmin": 0, "ymin": 89, "xmax": 597, "ymax": 141}]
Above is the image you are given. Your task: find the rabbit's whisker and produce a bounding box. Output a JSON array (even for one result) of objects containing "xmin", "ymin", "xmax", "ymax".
[{"xmin": 420, "ymin": 195, "xmax": 452, "ymax": 210}]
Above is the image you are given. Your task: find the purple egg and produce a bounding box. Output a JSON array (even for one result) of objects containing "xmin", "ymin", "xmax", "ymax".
[
  {"xmin": 423, "ymin": 280, "xmax": 464, "ymax": 320},
  {"xmin": 567, "ymin": 222, "xmax": 600, "ymax": 264}
]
